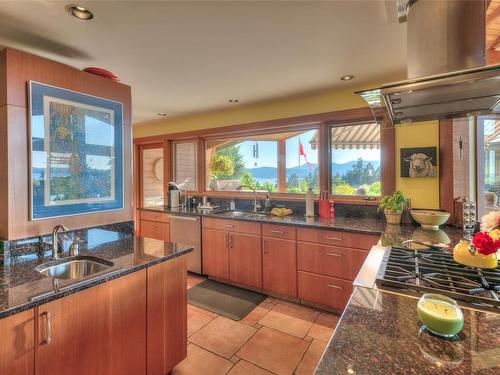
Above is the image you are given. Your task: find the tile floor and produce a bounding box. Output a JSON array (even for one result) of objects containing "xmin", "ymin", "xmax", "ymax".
[{"xmin": 173, "ymin": 274, "xmax": 340, "ymax": 375}]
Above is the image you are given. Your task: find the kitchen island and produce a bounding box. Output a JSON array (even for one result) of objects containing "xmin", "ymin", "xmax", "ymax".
[
  {"xmin": 315, "ymin": 287, "xmax": 500, "ymax": 374},
  {"xmin": 0, "ymin": 222, "xmax": 193, "ymax": 375}
]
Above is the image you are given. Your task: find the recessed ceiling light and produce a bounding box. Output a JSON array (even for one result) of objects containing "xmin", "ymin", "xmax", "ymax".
[
  {"xmin": 340, "ymin": 75, "xmax": 354, "ymax": 81},
  {"xmin": 228, "ymin": 99, "xmax": 239, "ymax": 103},
  {"xmin": 157, "ymin": 113, "xmax": 167, "ymax": 117},
  {"xmin": 66, "ymin": 4, "xmax": 94, "ymax": 20}
]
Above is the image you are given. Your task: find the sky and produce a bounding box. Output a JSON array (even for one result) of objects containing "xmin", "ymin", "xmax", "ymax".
[{"xmin": 236, "ymin": 129, "xmax": 379, "ymax": 168}]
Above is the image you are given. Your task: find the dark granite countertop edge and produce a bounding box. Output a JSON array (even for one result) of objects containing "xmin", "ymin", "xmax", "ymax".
[
  {"xmin": 139, "ymin": 207, "xmax": 386, "ymax": 236},
  {"xmin": 0, "ymin": 247, "xmax": 193, "ymax": 320}
]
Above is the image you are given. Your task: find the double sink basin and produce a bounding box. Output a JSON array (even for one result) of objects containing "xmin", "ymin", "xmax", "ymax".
[{"xmin": 214, "ymin": 210, "xmax": 270, "ymax": 220}]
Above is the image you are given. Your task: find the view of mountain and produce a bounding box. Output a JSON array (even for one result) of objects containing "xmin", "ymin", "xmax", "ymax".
[{"xmin": 245, "ymin": 160, "xmax": 380, "ymax": 179}]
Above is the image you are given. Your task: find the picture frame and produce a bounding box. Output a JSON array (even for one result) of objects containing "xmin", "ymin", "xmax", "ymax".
[
  {"xmin": 29, "ymin": 81, "xmax": 124, "ymax": 220},
  {"xmin": 400, "ymin": 147, "xmax": 437, "ymax": 178}
]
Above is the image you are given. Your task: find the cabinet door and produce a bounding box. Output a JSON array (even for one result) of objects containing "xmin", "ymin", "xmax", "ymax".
[
  {"xmin": 36, "ymin": 271, "xmax": 147, "ymax": 375},
  {"xmin": 0, "ymin": 309, "xmax": 34, "ymax": 375},
  {"xmin": 141, "ymin": 220, "xmax": 170, "ymax": 241},
  {"xmin": 147, "ymin": 256, "xmax": 187, "ymax": 375},
  {"xmin": 263, "ymin": 237, "xmax": 297, "ymax": 297},
  {"xmin": 202, "ymin": 228, "xmax": 229, "ymax": 280},
  {"xmin": 229, "ymin": 232, "xmax": 262, "ymax": 288}
]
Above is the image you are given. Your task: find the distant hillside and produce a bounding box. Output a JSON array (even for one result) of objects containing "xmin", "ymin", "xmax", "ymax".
[{"xmin": 245, "ymin": 160, "xmax": 380, "ymax": 179}]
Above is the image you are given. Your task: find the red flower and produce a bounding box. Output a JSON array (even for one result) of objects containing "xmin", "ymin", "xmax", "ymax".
[{"xmin": 471, "ymin": 232, "xmax": 500, "ymax": 256}]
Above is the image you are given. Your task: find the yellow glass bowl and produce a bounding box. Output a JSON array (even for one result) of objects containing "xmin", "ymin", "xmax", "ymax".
[{"xmin": 453, "ymin": 240, "xmax": 498, "ymax": 269}]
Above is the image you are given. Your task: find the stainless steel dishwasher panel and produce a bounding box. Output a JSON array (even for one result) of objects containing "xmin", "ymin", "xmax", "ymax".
[{"xmin": 169, "ymin": 215, "xmax": 202, "ymax": 274}]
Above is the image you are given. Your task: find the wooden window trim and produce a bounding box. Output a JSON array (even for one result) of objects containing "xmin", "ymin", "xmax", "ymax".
[{"xmin": 133, "ymin": 107, "xmax": 393, "ymax": 205}]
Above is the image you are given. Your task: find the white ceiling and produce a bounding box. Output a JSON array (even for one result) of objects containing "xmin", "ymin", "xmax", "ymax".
[{"xmin": 0, "ymin": 1, "xmax": 406, "ymax": 125}]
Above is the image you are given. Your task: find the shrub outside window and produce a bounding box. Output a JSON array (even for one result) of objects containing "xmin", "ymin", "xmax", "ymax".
[{"xmin": 330, "ymin": 123, "xmax": 381, "ymax": 197}]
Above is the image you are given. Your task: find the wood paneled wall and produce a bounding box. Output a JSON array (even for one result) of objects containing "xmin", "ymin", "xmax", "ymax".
[{"xmin": 0, "ymin": 48, "xmax": 132, "ymax": 239}]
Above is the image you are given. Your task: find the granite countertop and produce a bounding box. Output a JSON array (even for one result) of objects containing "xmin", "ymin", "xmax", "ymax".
[
  {"xmin": 0, "ymin": 226, "xmax": 193, "ymax": 319},
  {"xmin": 315, "ymin": 287, "xmax": 500, "ymax": 374},
  {"xmin": 140, "ymin": 206, "xmax": 466, "ymax": 248}
]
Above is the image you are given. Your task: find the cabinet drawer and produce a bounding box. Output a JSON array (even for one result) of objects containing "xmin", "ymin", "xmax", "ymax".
[
  {"xmin": 203, "ymin": 217, "xmax": 261, "ymax": 235},
  {"xmin": 262, "ymin": 224, "xmax": 296, "ymax": 240},
  {"xmin": 140, "ymin": 210, "xmax": 170, "ymax": 223},
  {"xmin": 298, "ymin": 271, "xmax": 352, "ymax": 311},
  {"xmin": 297, "ymin": 243, "xmax": 367, "ymax": 280},
  {"xmin": 297, "ymin": 227, "xmax": 379, "ymax": 250},
  {"xmin": 297, "ymin": 227, "xmax": 351, "ymax": 247},
  {"xmin": 141, "ymin": 220, "xmax": 170, "ymax": 241}
]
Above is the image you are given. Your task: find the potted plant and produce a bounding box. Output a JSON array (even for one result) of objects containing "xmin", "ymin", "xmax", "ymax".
[{"xmin": 378, "ymin": 191, "xmax": 408, "ymax": 225}]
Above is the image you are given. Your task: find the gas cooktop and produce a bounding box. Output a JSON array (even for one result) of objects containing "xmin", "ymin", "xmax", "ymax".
[{"xmin": 375, "ymin": 246, "xmax": 500, "ymax": 312}]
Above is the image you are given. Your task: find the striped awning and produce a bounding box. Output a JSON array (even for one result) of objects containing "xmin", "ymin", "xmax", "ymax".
[{"xmin": 309, "ymin": 123, "xmax": 380, "ymax": 150}]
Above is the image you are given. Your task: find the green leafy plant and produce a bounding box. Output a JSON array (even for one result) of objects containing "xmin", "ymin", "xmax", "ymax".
[
  {"xmin": 209, "ymin": 155, "xmax": 234, "ymax": 178},
  {"xmin": 378, "ymin": 191, "xmax": 408, "ymax": 213}
]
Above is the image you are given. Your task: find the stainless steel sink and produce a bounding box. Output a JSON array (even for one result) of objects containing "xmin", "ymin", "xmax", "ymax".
[
  {"xmin": 215, "ymin": 210, "xmax": 268, "ymax": 219},
  {"xmin": 35, "ymin": 256, "xmax": 114, "ymax": 280}
]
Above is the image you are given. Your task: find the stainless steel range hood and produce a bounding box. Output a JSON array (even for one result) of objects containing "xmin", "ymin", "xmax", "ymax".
[{"xmin": 357, "ymin": 0, "xmax": 500, "ymax": 124}]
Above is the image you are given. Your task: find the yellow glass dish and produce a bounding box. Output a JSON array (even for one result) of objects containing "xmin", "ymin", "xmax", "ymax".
[{"xmin": 453, "ymin": 240, "xmax": 498, "ymax": 269}]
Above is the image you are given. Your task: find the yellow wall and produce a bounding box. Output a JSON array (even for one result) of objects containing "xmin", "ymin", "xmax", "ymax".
[
  {"xmin": 132, "ymin": 76, "xmax": 403, "ymax": 138},
  {"xmin": 395, "ymin": 121, "xmax": 440, "ymax": 209}
]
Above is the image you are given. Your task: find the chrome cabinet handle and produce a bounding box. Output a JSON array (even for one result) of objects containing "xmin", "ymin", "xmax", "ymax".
[
  {"xmin": 222, "ymin": 224, "xmax": 234, "ymax": 228},
  {"xmin": 271, "ymin": 230, "xmax": 285, "ymax": 234},
  {"xmin": 327, "ymin": 284, "xmax": 344, "ymax": 290},
  {"xmin": 229, "ymin": 234, "xmax": 233, "ymax": 248},
  {"xmin": 326, "ymin": 252, "xmax": 342, "ymax": 257},
  {"xmin": 42, "ymin": 311, "xmax": 52, "ymax": 345},
  {"xmin": 224, "ymin": 233, "xmax": 229, "ymax": 248},
  {"xmin": 326, "ymin": 236, "xmax": 343, "ymax": 241}
]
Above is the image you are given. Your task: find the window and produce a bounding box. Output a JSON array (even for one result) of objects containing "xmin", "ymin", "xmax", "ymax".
[
  {"xmin": 477, "ymin": 115, "xmax": 499, "ymax": 216},
  {"xmin": 173, "ymin": 141, "xmax": 198, "ymax": 191},
  {"xmin": 330, "ymin": 123, "xmax": 381, "ymax": 196},
  {"xmin": 141, "ymin": 146, "xmax": 164, "ymax": 207},
  {"xmin": 205, "ymin": 128, "xmax": 318, "ymax": 193},
  {"xmin": 285, "ymin": 129, "xmax": 318, "ymax": 193}
]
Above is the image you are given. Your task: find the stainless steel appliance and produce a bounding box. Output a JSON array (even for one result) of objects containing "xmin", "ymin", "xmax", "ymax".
[
  {"xmin": 357, "ymin": 0, "xmax": 500, "ymax": 124},
  {"xmin": 169, "ymin": 215, "xmax": 202, "ymax": 274},
  {"xmin": 375, "ymin": 246, "xmax": 500, "ymax": 312}
]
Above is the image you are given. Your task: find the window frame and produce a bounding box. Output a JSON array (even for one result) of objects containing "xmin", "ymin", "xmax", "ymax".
[
  {"xmin": 328, "ymin": 120, "xmax": 383, "ymax": 202},
  {"xmin": 133, "ymin": 107, "xmax": 391, "ymax": 204},
  {"xmin": 172, "ymin": 140, "xmax": 199, "ymax": 192},
  {"xmin": 202, "ymin": 123, "xmax": 321, "ymax": 196}
]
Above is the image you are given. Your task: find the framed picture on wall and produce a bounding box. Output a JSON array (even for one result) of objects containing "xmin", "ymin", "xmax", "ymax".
[
  {"xmin": 400, "ymin": 147, "xmax": 437, "ymax": 178},
  {"xmin": 29, "ymin": 81, "xmax": 124, "ymax": 220}
]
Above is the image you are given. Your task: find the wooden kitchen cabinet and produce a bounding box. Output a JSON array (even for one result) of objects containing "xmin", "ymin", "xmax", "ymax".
[
  {"xmin": 262, "ymin": 237, "xmax": 297, "ymax": 297},
  {"xmin": 202, "ymin": 227, "xmax": 230, "ymax": 280},
  {"xmin": 147, "ymin": 255, "xmax": 187, "ymax": 375},
  {"xmin": 0, "ymin": 309, "xmax": 34, "ymax": 375},
  {"xmin": 36, "ymin": 270, "xmax": 147, "ymax": 375},
  {"xmin": 141, "ymin": 220, "xmax": 170, "ymax": 241},
  {"xmin": 229, "ymin": 232, "xmax": 262, "ymax": 289}
]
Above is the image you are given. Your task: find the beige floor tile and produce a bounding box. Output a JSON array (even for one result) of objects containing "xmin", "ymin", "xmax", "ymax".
[
  {"xmin": 258, "ymin": 302, "xmax": 319, "ymax": 338},
  {"xmin": 237, "ymin": 327, "xmax": 309, "ymax": 375},
  {"xmin": 307, "ymin": 312, "xmax": 340, "ymax": 342},
  {"xmin": 190, "ymin": 316, "xmax": 257, "ymax": 358},
  {"xmin": 228, "ymin": 360, "xmax": 274, "ymax": 375},
  {"xmin": 188, "ymin": 306, "xmax": 216, "ymax": 337},
  {"xmin": 239, "ymin": 305, "xmax": 270, "ymax": 326},
  {"xmin": 188, "ymin": 303, "xmax": 218, "ymax": 317},
  {"xmin": 295, "ymin": 339, "xmax": 327, "ymax": 375},
  {"xmin": 173, "ymin": 344, "xmax": 233, "ymax": 375},
  {"xmin": 187, "ymin": 273, "xmax": 206, "ymax": 289}
]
